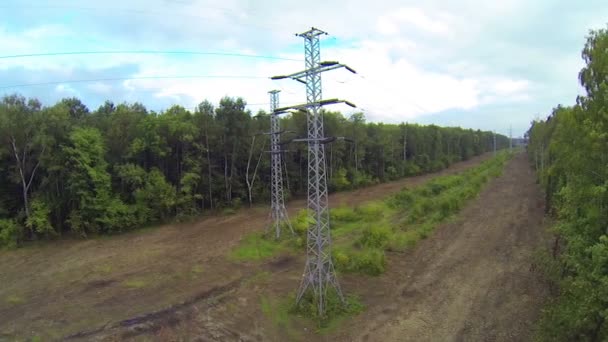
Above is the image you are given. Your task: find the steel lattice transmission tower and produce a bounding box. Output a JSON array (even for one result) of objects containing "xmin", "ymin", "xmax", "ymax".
[
  {"xmin": 267, "ymin": 90, "xmax": 294, "ymax": 239},
  {"xmin": 271, "ymin": 27, "xmax": 357, "ymax": 316}
]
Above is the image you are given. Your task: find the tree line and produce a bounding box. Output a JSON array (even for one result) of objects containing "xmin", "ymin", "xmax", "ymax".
[
  {"xmin": 0, "ymin": 94, "xmax": 508, "ymax": 247},
  {"xmin": 526, "ymin": 26, "xmax": 608, "ymax": 340}
]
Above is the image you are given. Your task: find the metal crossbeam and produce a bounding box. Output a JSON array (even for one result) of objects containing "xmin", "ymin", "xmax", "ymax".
[{"xmin": 271, "ymin": 26, "xmax": 356, "ymax": 317}]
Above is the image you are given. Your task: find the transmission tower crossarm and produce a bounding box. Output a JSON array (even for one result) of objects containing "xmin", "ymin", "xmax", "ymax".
[
  {"xmin": 271, "ymin": 62, "xmax": 356, "ymax": 82},
  {"xmin": 274, "ymin": 98, "xmax": 356, "ymax": 113}
]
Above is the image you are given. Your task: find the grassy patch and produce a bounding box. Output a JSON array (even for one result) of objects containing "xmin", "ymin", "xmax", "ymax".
[
  {"xmin": 230, "ymin": 152, "xmax": 512, "ymax": 277},
  {"xmin": 243, "ymin": 271, "xmax": 272, "ymax": 287},
  {"xmin": 291, "ymin": 289, "xmax": 364, "ymax": 329},
  {"xmin": 260, "ymin": 296, "xmax": 291, "ymax": 327},
  {"xmin": 191, "ymin": 264, "xmax": 204, "ymax": 274},
  {"xmin": 5, "ymin": 294, "xmax": 25, "ymax": 305},
  {"xmin": 260, "ymin": 290, "xmax": 363, "ymax": 335},
  {"xmin": 331, "ymin": 151, "xmax": 511, "ymax": 276},
  {"xmin": 122, "ymin": 279, "xmax": 147, "ymax": 289},
  {"xmin": 94, "ymin": 264, "xmax": 113, "ymax": 274},
  {"xmin": 229, "ymin": 233, "xmax": 288, "ymax": 261}
]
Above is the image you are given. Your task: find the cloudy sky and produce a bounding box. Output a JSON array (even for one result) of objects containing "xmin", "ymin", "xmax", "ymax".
[{"xmin": 1, "ymin": 0, "xmax": 606, "ymax": 137}]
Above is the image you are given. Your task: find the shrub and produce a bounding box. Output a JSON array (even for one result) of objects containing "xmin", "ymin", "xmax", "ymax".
[
  {"xmin": 330, "ymin": 207, "xmax": 359, "ymax": 223},
  {"xmin": 388, "ymin": 189, "xmax": 416, "ymax": 208},
  {"xmin": 0, "ymin": 219, "xmax": 22, "ymax": 248},
  {"xmin": 292, "ymin": 209, "xmax": 313, "ymax": 237},
  {"xmin": 351, "ymin": 170, "xmax": 374, "ymax": 187},
  {"xmin": 26, "ymin": 198, "xmax": 55, "ymax": 237},
  {"xmin": 387, "ymin": 230, "xmax": 420, "ymax": 251},
  {"xmin": 358, "ymin": 223, "xmax": 393, "ymax": 248},
  {"xmin": 355, "ymin": 202, "xmax": 385, "ymax": 222},
  {"xmin": 335, "ymin": 248, "xmax": 386, "ymax": 276},
  {"xmin": 330, "ymin": 168, "xmax": 351, "ymax": 191}
]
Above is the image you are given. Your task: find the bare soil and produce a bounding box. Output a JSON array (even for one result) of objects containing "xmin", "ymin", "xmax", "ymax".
[{"xmin": 2, "ymin": 152, "xmax": 544, "ymax": 342}]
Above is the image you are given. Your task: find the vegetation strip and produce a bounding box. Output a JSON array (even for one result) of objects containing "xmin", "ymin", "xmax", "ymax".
[
  {"xmin": 233, "ymin": 151, "xmax": 512, "ymax": 276},
  {"xmin": 527, "ymin": 26, "xmax": 608, "ymax": 341},
  {"xmin": 0, "ymin": 93, "xmax": 508, "ymax": 248}
]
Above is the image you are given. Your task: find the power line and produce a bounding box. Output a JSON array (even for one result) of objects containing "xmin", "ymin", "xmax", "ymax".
[
  {"xmin": 0, "ymin": 75, "xmax": 267, "ymax": 90},
  {"xmin": 0, "ymin": 50, "xmax": 300, "ymax": 62}
]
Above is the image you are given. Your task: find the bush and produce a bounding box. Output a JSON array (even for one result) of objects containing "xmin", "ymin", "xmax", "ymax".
[
  {"xmin": 388, "ymin": 189, "xmax": 416, "ymax": 208},
  {"xmin": 358, "ymin": 223, "xmax": 393, "ymax": 248},
  {"xmin": 404, "ymin": 162, "xmax": 422, "ymax": 176},
  {"xmin": 26, "ymin": 198, "xmax": 55, "ymax": 237},
  {"xmin": 0, "ymin": 219, "xmax": 22, "ymax": 248},
  {"xmin": 330, "ymin": 207, "xmax": 359, "ymax": 223},
  {"xmin": 330, "ymin": 168, "xmax": 351, "ymax": 191},
  {"xmin": 292, "ymin": 209, "xmax": 313, "ymax": 237},
  {"xmin": 351, "ymin": 170, "xmax": 374, "ymax": 187},
  {"xmin": 355, "ymin": 202, "xmax": 385, "ymax": 222},
  {"xmin": 335, "ymin": 248, "xmax": 386, "ymax": 276},
  {"xmin": 387, "ymin": 230, "xmax": 420, "ymax": 251}
]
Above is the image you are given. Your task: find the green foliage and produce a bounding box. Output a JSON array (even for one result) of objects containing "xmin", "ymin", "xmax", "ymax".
[
  {"xmin": 0, "ymin": 90, "xmax": 506, "ymax": 245},
  {"xmin": 230, "ymin": 233, "xmax": 286, "ymax": 261},
  {"xmin": 134, "ymin": 169, "xmax": 177, "ymax": 222},
  {"xmin": 229, "ymin": 152, "xmax": 509, "ymax": 280},
  {"xmin": 387, "ymin": 230, "xmax": 421, "ymax": 252},
  {"xmin": 330, "ymin": 207, "xmax": 359, "ymax": 223},
  {"xmin": 351, "ymin": 170, "xmax": 376, "ymax": 187},
  {"xmin": 0, "ymin": 218, "xmax": 21, "ymax": 248},
  {"xmin": 292, "ymin": 209, "xmax": 314, "ymax": 238},
  {"xmin": 26, "ymin": 198, "xmax": 55, "ymax": 236},
  {"xmin": 354, "ymin": 202, "xmax": 385, "ymax": 222},
  {"xmin": 357, "ymin": 223, "xmax": 393, "ymax": 249},
  {"xmin": 330, "ymin": 168, "xmax": 351, "ymax": 191},
  {"xmin": 334, "ymin": 247, "xmax": 386, "ymax": 275},
  {"xmin": 528, "ymin": 26, "xmax": 608, "ymax": 341}
]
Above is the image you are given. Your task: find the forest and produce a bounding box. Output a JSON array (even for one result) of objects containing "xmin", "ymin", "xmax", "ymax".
[
  {"xmin": 0, "ymin": 95, "xmax": 508, "ymax": 247},
  {"xmin": 527, "ymin": 26, "xmax": 608, "ymax": 340}
]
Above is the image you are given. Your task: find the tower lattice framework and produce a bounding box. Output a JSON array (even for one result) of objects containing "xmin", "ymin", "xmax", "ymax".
[
  {"xmin": 271, "ymin": 27, "xmax": 357, "ymax": 316},
  {"xmin": 268, "ymin": 90, "xmax": 293, "ymax": 239}
]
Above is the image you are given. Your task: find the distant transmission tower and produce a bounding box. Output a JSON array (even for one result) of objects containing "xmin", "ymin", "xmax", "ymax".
[
  {"xmin": 267, "ymin": 90, "xmax": 294, "ymax": 239},
  {"xmin": 271, "ymin": 27, "xmax": 356, "ymax": 316}
]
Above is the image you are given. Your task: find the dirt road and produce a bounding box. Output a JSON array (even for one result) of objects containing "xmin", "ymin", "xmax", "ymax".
[
  {"xmin": 0, "ymin": 154, "xmax": 491, "ymax": 340},
  {"xmin": 333, "ymin": 152, "xmax": 550, "ymax": 341}
]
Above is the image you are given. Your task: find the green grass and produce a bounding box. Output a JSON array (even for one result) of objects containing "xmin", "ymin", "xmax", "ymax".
[
  {"xmin": 291, "ymin": 289, "xmax": 364, "ymax": 329},
  {"xmin": 122, "ymin": 279, "xmax": 147, "ymax": 289},
  {"xmin": 231, "ymin": 152, "xmax": 512, "ymax": 276},
  {"xmin": 191, "ymin": 264, "xmax": 204, "ymax": 274},
  {"xmin": 229, "ymin": 232, "xmax": 289, "ymax": 261},
  {"xmin": 5, "ymin": 294, "xmax": 25, "ymax": 305},
  {"xmin": 260, "ymin": 290, "xmax": 363, "ymax": 333},
  {"xmin": 259, "ymin": 295, "xmax": 303, "ymax": 340}
]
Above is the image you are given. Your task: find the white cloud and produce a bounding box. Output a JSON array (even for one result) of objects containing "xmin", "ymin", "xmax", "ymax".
[
  {"xmin": 377, "ymin": 7, "xmax": 451, "ymax": 36},
  {"xmin": 2, "ymin": 0, "xmax": 608, "ymax": 133}
]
